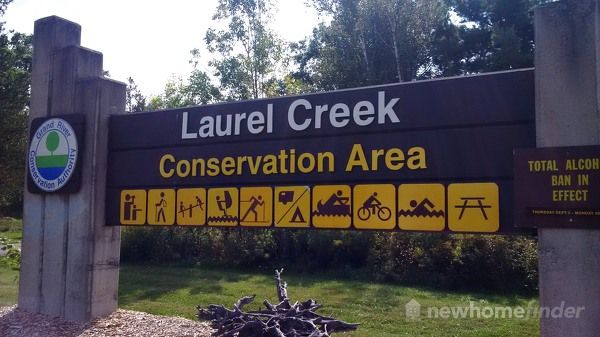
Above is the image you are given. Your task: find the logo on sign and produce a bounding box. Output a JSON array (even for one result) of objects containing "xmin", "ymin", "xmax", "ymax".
[{"xmin": 28, "ymin": 118, "xmax": 78, "ymax": 192}]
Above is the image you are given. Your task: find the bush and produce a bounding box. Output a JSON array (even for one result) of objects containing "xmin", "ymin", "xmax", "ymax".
[{"xmin": 120, "ymin": 227, "xmax": 538, "ymax": 293}]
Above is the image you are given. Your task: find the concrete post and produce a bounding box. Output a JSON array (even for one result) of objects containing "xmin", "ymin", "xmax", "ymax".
[
  {"xmin": 18, "ymin": 16, "xmax": 124, "ymax": 321},
  {"xmin": 535, "ymin": 1, "xmax": 600, "ymax": 336}
]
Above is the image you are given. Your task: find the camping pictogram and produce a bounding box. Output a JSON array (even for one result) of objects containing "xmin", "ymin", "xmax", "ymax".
[
  {"xmin": 312, "ymin": 185, "xmax": 351, "ymax": 228},
  {"xmin": 274, "ymin": 186, "xmax": 310, "ymax": 228},
  {"xmin": 176, "ymin": 188, "xmax": 206, "ymax": 225},
  {"xmin": 147, "ymin": 189, "xmax": 176, "ymax": 225},
  {"xmin": 240, "ymin": 187, "xmax": 272, "ymax": 227},
  {"xmin": 207, "ymin": 188, "xmax": 239, "ymax": 226},
  {"xmin": 398, "ymin": 184, "xmax": 445, "ymax": 231},
  {"xmin": 120, "ymin": 190, "xmax": 146, "ymax": 225},
  {"xmin": 353, "ymin": 184, "xmax": 396, "ymax": 229},
  {"xmin": 448, "ymin": 183, "xmax": 499, "ymax": 233}
]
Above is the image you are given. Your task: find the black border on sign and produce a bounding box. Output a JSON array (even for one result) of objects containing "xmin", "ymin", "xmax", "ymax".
[{"xmin": 27, "ymin": 114, "xmax": 85, "ymax": 194}]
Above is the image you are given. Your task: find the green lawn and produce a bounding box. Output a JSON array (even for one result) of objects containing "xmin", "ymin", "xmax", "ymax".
[
  {"xmin": 119, "ymin": 264, "xmax": 539, "ymax": 337},
  {"xmin": 0, "ymin": 217, "xmax": 539, "ymax": 336}
]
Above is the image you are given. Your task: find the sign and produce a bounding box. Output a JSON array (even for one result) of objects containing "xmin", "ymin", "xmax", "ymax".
[
  {"xmin": 28, "ymin": 115, "xmax": 84, "ymax": 193},
  {"xmin": 106, "ymin": 69, "xmax": 536, "ymax": 233},
  {"xmin": 515, "ymin": 146, "xmax": 600, "ymax": 228}
]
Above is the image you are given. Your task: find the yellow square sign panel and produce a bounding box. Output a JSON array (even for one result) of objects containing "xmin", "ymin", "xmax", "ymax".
[
  {"xmin": 240, "ymin": 187, "xmax": 272, "ymax": 227},
  {"xmin": 147, "ymin": 189, "xmax": 176, "ymax": 225},
  {"xmin": 353, "ymin": 184, "xmax": 395, "ymax": 229},
  {"xmin": 207, "ymin": 187, "xmax": 239, "ymax": 226},
  {"xmin": 398, "ymin": 184, "xmax": 445, "ymax": 231},
  {"xmin": 448, "ymin": 182, "xmax": 499, "ymax": 232},
  {"xmin": 176, "ymin": 188, "xmax": 206, "ymax": 225},
  {"xmin": 120, "ymin": 190, "xmax": 147, "ymax": 225},
  {"xmin": 274, "ymin": 186, "xmax": 311, "ymax": 228},
  {"xmin": 312, "ymin": 185, "xmax": 352, "ymax": 228}
]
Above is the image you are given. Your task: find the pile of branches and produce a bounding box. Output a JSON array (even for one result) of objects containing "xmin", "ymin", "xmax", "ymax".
[{"xmin": 197, "ymin": 269, "xmax": 359, "ymax": 337}]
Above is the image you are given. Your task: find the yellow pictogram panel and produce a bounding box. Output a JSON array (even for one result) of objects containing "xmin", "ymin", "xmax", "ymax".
[
  {"xmin": 353, "ymin": 184, "xmax": 395, "ymax": 229},
  {"xmin": 448, "ymin": 183, "xmax": 499, "ymax": 232},
  {"xmin": 312, "ymin": 185, "xmax": 351, "ymax": 228},
  {"xmin": 176, "ymin": 188, "xmax": 206, "ymax": 226},
  {"xmin": 398, "ymin": 184, "xmax": 445, "ymax": 231},
  {"xmin": 207, "ymin": 187, "xmax": 239, "ymax": 226},
  {"xmin": 274, "ymin": 186, "xmax": 311, "ymax": 228},
  {"xmin": 240, "ymin": 187, "xmax": 273, "ymax": 227},
  {"xmin": 120, "ymin": 190, "xmax": 147, "ymax": 225},
  {"xmin": 147, "ymin": 189, "xmax": 176, "ymax": 225}
]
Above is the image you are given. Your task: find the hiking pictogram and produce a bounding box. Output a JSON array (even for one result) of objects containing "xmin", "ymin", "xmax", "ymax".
[
  {"xmin": 312, "ymin": 185, "xmax": 352, "ymax": 228},
  {"xmin": 239, "ymin": 187, "xmax": 272, "ymax": 227},
  {"xmin": 120, "ymin": 190, "xmax": 146, "ymax": 225},
  {"xmin": 177, "ymin": 188, "xmax": 206, "ymax": 225},
  {"xmin": 207, "ymin": 188, "xmax": 239, "ymax": 226},
  {"xmin": 353, "ymin": 184, "xmax": 396, "ymax": 229},
  {"xmin": 275, "ymin": 186, "xmax": 310, "ymax": 228},
  {"xmin": 448, "ymin": 183, "xmax": 499, "ymax": 233},
  {"xmin": 398, "ymin": 184, "xmax": 445, "ymax": 231},
  {"xmin": 147, "ymin": 189, "xmax": 175, "ymax": 225}
]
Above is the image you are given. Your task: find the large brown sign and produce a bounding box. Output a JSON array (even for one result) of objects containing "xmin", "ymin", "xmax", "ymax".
[
  {"xmin": 105, "ymin": 69, "xmax": 535, "ymax": 233},
  {"xmin": 515, "ymin": 145, "xmax": 600, "ymax": 228}
]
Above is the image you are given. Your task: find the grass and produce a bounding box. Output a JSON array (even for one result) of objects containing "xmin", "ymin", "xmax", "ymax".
[
  {"xmin": 0, "ymin": 218, "xmax": 539, "ymax": 336},
  {"xmin": 119, "ymin": 264, "xmax": 539, "ymax": 337}
]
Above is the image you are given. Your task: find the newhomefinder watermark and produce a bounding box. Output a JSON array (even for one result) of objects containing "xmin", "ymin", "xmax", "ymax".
[{"xmin": 405, "ymin": 299, "xmax": 585, "ymax": 321}]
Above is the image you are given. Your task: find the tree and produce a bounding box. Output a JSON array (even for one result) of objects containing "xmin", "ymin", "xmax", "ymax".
[
  {"xmin": 295, "ymin": 0, "xmax": 448, "ymax": 90},
  {"xmin": 125, "ymin": 77, "xmax": 146, "ymax": 112},
  {"xmin": 432, "ymin": 0, "xmax": 546, "ymax": 76},
  {"xmin": 0, "ymin": 0, "xmax": 32, "ymax": 215},
  {"xmin": 205, "ymin": 0, "xmax": 285, "ymax": 100}
]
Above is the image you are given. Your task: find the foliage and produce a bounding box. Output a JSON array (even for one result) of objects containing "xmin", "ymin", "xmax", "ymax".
[
  {"xmin": 125, "ymin": 77, "xmax": 146, "ymax": 112},
  {"xmin": 121, "ymin": 226, "xmax": 538, "ymax": 293},
  {"xmin": 0, "ymin": 1, "xmax": 32, "ymax": 216},
  {"xmin": 432, "ymin": 0, "xmax": 546, "ymax": 76},
  {"xmin": 205, "ymin": 0, "xmax": 285, "ymax": 100}
]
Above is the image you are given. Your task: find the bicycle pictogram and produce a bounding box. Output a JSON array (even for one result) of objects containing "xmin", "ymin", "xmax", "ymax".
[{"xmin": 357, "ymin": 192, "xmax": 392, "ymax": 221}]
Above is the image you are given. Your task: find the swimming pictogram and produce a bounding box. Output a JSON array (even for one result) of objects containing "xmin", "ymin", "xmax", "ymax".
[
  {"xmin": 398, "ymin": 198, "xmax": 445, "ymax": 218},
  {"xmin": 275, "ymin": 186, "xmax": 310, "ymax": 228},
  {"xmin": 207, "ymin": 188, "xmax": 239, "ymax": 226},
  {"xmin": 176, "ymin": 188, "xmax": 206, "ymax": 225},
  {"xmin": 398, "ymin": 184, "xmax": 445, "ymax": 231},
  {"xmin": 357, "ymin": 192, "xmax": 392, "ymax": 221},
  {"xmin": 120, "ymin": 190, "xmax": 146, "ymax": 225},
  {"xmin": 312, "ymin": 185, "xmax": 352, "ymax": 228}
]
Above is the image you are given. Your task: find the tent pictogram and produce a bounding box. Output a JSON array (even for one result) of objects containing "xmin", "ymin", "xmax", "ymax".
[{"xmin": 275, "ymin": 186, "xmax": 310, "ymax": 228}]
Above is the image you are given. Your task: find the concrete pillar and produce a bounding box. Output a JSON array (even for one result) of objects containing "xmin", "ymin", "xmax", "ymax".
[
  {"xmin": 18, "ymin": 16, "xmax": 124, "ymax": 321},
  {"xmin": 535, "ymin": 1, "xmax": 600, "ymax": 336}
]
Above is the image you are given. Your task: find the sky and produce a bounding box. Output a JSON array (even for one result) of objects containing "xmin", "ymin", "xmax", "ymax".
[{"xmin": 3, "ymin": 0, "xmax": 322, "ymax": 97}]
